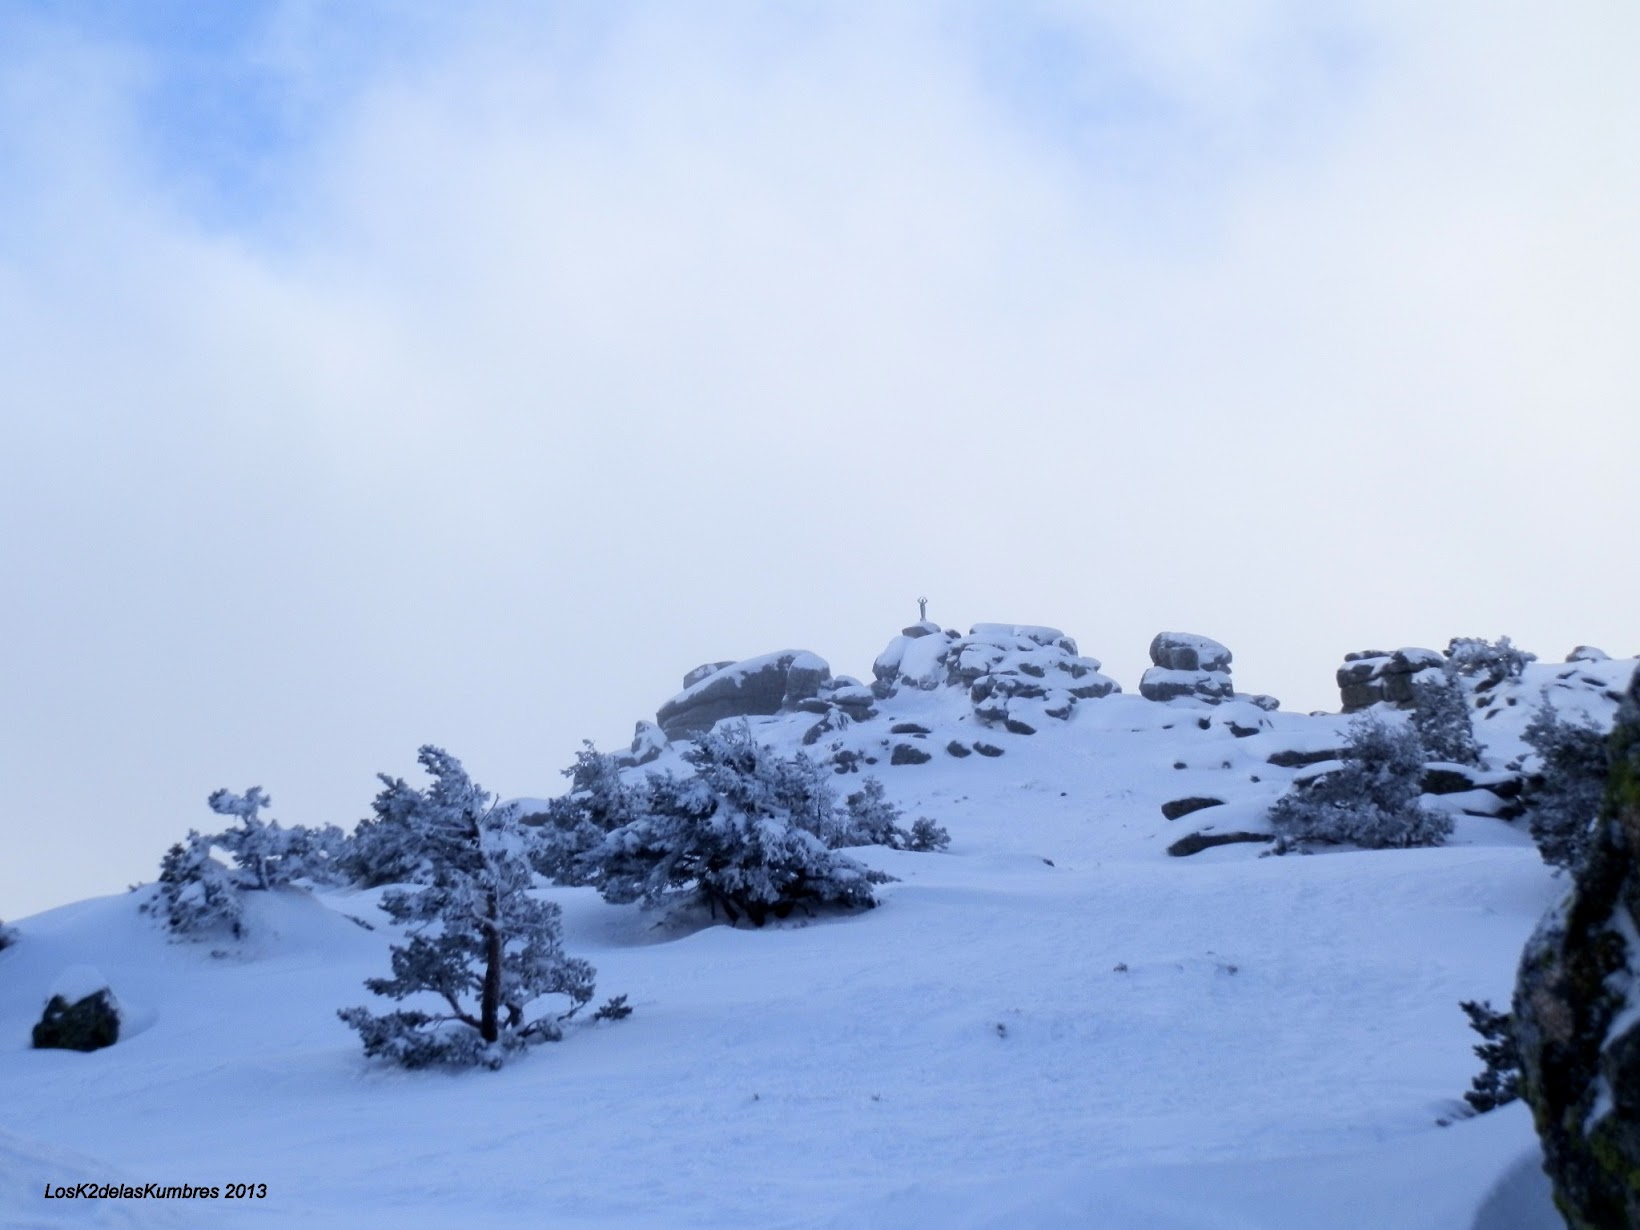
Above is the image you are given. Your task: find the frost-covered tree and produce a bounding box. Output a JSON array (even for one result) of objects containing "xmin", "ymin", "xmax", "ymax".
[
  {"xmin": 1268, "ymin": 713, "xmax": 1452, "ymax": 850},
  {"xmin": 529, "ymin": 742, "xmax": 652, "ymax": 885},
  {"xmin": 1520, "ymin": 698, "xmax": 1609, "ymax": 870},
  {"xmin": 340, "ymin": 769, "xmax": 451, "ymax": 888},
  {"xmin": 208, "ymin": 787, "xmax": 299, "ymax": 890},
  {"xmin": 1446, "ymin": 636, "xmax": 1536, "ymax": 687},
  {"xmin": 840, "ymin": 778, "xmax": 951, "ymax": 852},
  {"xmin": 1460, "ymin": 999, "xmax": 1520, "ymax": 1114},
  {"xmin": 338, "ymin": 746, "xmax": 596, "ymax": 1069},
  {"xmin": 582, "ymin": 725, "xmax": 892, "ymax": 926},
  {"xmin": 1412, "ymin": 666, "xmax": 1482, "ymax": 767},
  {"xmin": 144, "ymin": 831, "xmax": 245, "ymax": 937}
]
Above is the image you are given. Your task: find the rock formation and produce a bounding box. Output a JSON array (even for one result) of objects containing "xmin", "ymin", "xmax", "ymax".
[
  {"xmin": 1335, "ymin": 647, "xmax": 1445, "ymax": 712},
  {"xmin": 873, "ymin": 622, "xmax": 1119, "ymax": 735},
  {"xmin": 656, "ymin": 650, "xmax": 833, "ymax": 741},
  {"xmin": 1514, "ymin": 665, "xmax": 1640, "ymax": 1229},
  {"xmin": 33, "ymin": 982, "xmax": 121, "ymax": 1053},
  {"xmin": 1139, "ymin": 633, "xmax": 1235, "ymax": 705}
]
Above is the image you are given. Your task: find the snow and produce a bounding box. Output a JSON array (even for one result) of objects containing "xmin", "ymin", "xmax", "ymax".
[
  {"xmin": 3, "ymin": 644, "xmax": 1629, "ymax": 1227},
  {"xmin": 46, "ymin": 965, "xmax": 116, "ymax": 1008}
]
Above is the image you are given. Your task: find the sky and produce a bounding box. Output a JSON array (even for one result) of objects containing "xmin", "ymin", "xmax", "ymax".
[{"xmin": 3, "ymin": 0, "xmax": 1638, "ymax": 920}]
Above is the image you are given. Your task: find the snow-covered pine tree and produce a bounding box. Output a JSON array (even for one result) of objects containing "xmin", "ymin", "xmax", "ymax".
[
  {"xmin": 1411, "ymin": 665, "xmax": 1482, "ymax": 767},
  {"xmin": 144, "ymin": 831, "xmax": 245, "ymax": 937},
  {"xmin": 1446, "ymin": 636, "xmax": 1536, "ymax": 687},
  {"xmin": 1459, "ymin": 999, "xmax": 1520, "ymax": 1114},
  {"xmin": 1268, "ymin": 713, "xmax": 1452, "ymax": 850},
  {"xmin": 340, "ymin": 768, "xmax": 448, "ymax": 888},
  {"xmin": 530, "ymin": 742, "xmax": 651, "ymax": 886},
  {"xmin": 207, "ymin": 787, "xmax": 293, "ymax": 890},
  {"xmin": 1520, "ymin": 697, "xmax": 1609, "ymax": 870},
  {"xmin": 840, "ymin": 777, "xmax": 951, "ymax": 852},
  {"xmin": 337, "ymin": 746, "xmax": 596, "ymax": 1069},
  {"xmin": 583, "ymin": 724, "xmax": 892, "ymax": 926}
]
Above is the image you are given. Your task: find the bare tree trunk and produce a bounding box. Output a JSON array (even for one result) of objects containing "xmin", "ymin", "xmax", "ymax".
[{"xmin": 480, "ymin": 886, "xmax": 503, "ymax": 1044}]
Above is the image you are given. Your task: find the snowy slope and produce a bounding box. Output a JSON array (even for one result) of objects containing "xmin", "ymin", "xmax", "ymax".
[{"xmin": 4, "ymin": 625, "xmax": 1626, "ymax": 1229}]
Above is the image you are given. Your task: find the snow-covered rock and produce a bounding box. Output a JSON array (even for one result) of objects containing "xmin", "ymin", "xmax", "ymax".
[
  {"xmin": 1514, "ymin": 669, "xmax": 1640, "ymax": 1229},
  {"xmin": 656, "ymin": 649, "xmax": 832, "ymax": 739},
  {"xmin": 1336, "ymin": 646, "xmax": 1445, "ymax": 711},
  {"xmin": 1140, "ymin": 632, "xmax": 1235, "ymax": 705}
]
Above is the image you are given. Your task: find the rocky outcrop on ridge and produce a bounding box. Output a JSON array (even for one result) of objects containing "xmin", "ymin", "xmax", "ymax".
[
  {"xmin": 1514, "ymin": 667, "xmax": 1640, "ymax": 1229},
  {"xmin": 656, "ymin": 650, "xmax": 834, "ymax": 741},
  {"xmin": 873, "ymin": 622, "xmax": 1120, "ymax": 735},
  {"xmin": 1139, "ymin": 633, "xmax": 1236, "ymax": 705},
  {"xmin": 1335, "ymin": 647, "xmax": 1445, "ymax": 712}
]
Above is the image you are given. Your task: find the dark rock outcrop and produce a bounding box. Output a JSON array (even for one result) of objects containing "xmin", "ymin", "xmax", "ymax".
[
  {"xmin": 1336, "ymin": 647, "xmax": 1444, "ymax": 712},
  {"xmin": 1161, "ymin": 796, "xmax": 1225, "ymax": 822},
  {"xmin": 890, "ymin": 742, "xmax": 932, "ymax": 766},
  {"xmin": 33, "ymin": 988, "xmax": 120, "ymax": 1052},
  {"xmin": 1513, "ymin": 667, "xmax": 1640, "ymax": 1229},
  {"xmin": 1267, "ymin": 748, "xmax": 1345, "ymax": 769},
  {"xmin": 1167, "ymin": 831, "xmax": 1275, "ymax": 857}
]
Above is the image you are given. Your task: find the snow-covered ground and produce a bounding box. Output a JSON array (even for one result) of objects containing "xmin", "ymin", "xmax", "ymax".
[{"xmin": 6, "ymin": 633, "xmax": 1624, "ymax": 1229}]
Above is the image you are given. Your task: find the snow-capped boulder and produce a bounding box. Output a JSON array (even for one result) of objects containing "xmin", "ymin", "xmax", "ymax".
[
  {"xmin": 32, "ymin": 967, "xmax": 121, "ymax": 1053},
  {"xmin": 682, "ymin": 661, "xmax": 736, "ymax": 690},
  {"xmin": 615, "ymin": 720, "xmax": 668, "ymax": 768},
  {"xmin": 1513, "ymin": 670, "xmax": 1640, "ymax": 1229},
  {"xmin": 1336, "ymin": 647, "xmax": 1444, "ymax": 712},
  {"xmin": 657, "ymin": 650, "xmax": 832, "ymax": 740},
  {"xmin": 1567, "ymin": 645, "xmax": 1611, "ymax": 663},
  {"xmin": 1148, "ymin": 632, "xmax": 1232, "ymax": 673},
  {"xmin": 1140, "ymin": 633, "xmax": 1235, "ymax": 705}
]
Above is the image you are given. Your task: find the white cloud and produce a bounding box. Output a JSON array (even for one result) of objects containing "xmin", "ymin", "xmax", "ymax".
[{"xmin": 2, "ymin": 1, "xmax": 1637, "ymax": 917}]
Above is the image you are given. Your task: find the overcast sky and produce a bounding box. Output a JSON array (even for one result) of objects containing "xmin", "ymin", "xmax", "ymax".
[{"xmin": 3, "ymin": 1, "xmax": 1637, "ymax": 920}]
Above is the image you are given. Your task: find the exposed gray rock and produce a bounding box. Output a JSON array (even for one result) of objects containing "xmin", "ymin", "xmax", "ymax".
[
  {"xmin": 1167, "ymin": 831, "xmax": 1275, "ymax": 857},
  {"xmin": 1336, "ymin": 647, "xmax": 1445, "ymax": 712},
  {"xmin": 1161, "ymin": 796, "xmax": 1225, "ymax": 821},
  {"xmin": 890, "ymin": 723, "xmax": 931, "ymax": 735},
  {"xmin": 946, "ymin": 741, "xmax": 972, "ymax": 758},
  {"xmin": 682, "ymin": 661, "xmax": 736, "ymax": 690},
  {"xmin": 1267, "ymin": 748, "xmax": 1345, "ymax": 769},
  {"xmin": 973, "ymin": 742, "xmax": 1005, "ymax": 758},
  {"xmin": 890, "ymin": 742, "xmax": 933, "ymax": 766},
  {"xmin": 1568, "ymin": 645, "xmax": 1612, "ymax": 663},
  {"xmin": 781, "ymin": 652, "xmax": 831, "ymax": 709},
  {"xmin": 1139, "ymin": 667, "xmax": 1234, "ymax": 705},
  {"xmin": 33, "ymin": 988, "xmax": 120, "ymax": 1052},
  {"xmin": 1149, "ymin": 632, "xmax": 1232, "ymax": 673},
  {"xmin": 657, "ymin": 650, "xmax": 832, "ymax": 740},
  {"xmin": 625, "ymin": 721, "xmax": 667, "ymax": 768},
  {"xmin": 1513, "ymin": 670, "xmax": 1640, "ymax": 1228},
  {"xmin": 1421, "ymin": 765, "xmax": 1478, "ymax": 795}
]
